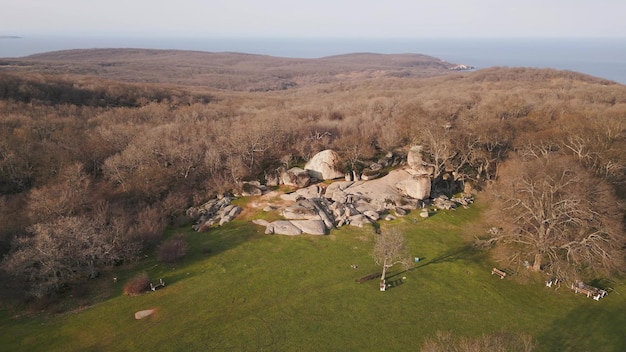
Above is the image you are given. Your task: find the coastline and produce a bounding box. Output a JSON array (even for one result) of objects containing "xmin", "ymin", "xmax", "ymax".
[{"xmin": 0, "ymin": 36, "xmax": 625, "ymax": 84}]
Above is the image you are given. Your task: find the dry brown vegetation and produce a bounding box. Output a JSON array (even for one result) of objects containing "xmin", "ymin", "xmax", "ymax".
[{"xmin": 1, "ymin": 48, "xmax": 625, "ymax": 300}]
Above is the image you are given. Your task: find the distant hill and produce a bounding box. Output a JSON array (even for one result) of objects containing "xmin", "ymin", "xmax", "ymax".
[{"xmin": 2, "ymin": 48, "xmax": 464, "ymax": 91}]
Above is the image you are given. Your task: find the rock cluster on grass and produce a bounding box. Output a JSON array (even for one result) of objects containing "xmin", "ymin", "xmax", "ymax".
[
  {"xmin": 186, "ymin": 196, "xmax": 242, "ymax": 232},
  {"xmin": 188, "ymin": 147, "xmax": 473, "ymax": 235},
  {"xmin": 260, "ymin": 169, "xmax": 431, "ymax": 235}
]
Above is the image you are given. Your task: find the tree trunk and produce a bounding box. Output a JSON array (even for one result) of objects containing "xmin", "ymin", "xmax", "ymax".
[
  {"xmin": 380, "ymin": 263, "xmax": 388, "ymax": 282},
  {"xmin": 531, "ymin": 253, "xmax": 542, "ymax": 271}
]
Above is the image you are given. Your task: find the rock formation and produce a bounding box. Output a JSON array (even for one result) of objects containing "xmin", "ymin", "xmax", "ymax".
[
  {"xmin": 187, "ymin": 146, "xmax": 473, "ymax": 235},
  {"xmin": 186, "ymin": 196, "xmax": 242, "ymax": 232},
  {"xmin": 304, "ymin": 149, "xmax": 344, "ymax": 180}
]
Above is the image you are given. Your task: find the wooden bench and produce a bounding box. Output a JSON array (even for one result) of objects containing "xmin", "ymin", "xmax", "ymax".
[
  {"xmin": 491, "ymin": 268, "xmax": 506, "ymax": 279},
  {"xmin": 150, "ymin": 278, "xmax": 166, "ymax": 291},
  {"xmin": 571, "ymin": 281, "xmax": 607, "ymax": 300},
  {"xmin": 356, "ymin": 272, "xmax": 381, "ymax": 283}
]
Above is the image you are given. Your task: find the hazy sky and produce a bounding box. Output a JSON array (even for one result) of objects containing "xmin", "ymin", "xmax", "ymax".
[{"xmin": 2, "ymin": 0, "xmax": 626, "ymax": 38}]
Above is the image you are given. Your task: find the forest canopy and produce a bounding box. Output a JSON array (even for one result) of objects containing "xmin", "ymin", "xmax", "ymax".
[{"xmin": 1, "ymin": 49, "xmax": 625, "ymax": 299}]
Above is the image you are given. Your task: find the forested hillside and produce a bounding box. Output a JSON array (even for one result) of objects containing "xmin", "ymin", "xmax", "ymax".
[{"xmin": 1, "ymin": 49, "xmax": 625, "ymax": 301}]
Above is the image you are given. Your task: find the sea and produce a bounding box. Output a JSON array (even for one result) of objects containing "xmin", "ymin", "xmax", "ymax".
[{"xmin": 1, "ymin": 36, "xmax": 626, "ymax": 84}]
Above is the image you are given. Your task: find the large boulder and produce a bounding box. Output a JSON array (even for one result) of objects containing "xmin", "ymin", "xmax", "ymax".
[
  {"xmin": 304, "ymin": 150, "xmax": 344, "ymax": 180},
  {"xmin": 265, "ymin": 221, "xmax": 302, "ymax": 235},
  {"xmin": 241, "ymin": 181, "xmax": 263, "ymax": 196},
  {"xmin": 396, "ymin": 174, "xmax": 431, "ymax": 200},
  {"xmin": 407, "ymin": 145, "xmax": 435, "ymax": 175},
  {"xmin": 290, "ymin": 220, "xmax": 327, "ymax": 235},
  {"xmin": 281, "ymin": 167, "xmax": 311, "ymax": 188},
  {"xmin": 265, "ymin": 169, "xmax": 281, "ymax": 187},
  {"xmin": 281, "ymin": 199, "xmax": 319, "ymax": 219}
]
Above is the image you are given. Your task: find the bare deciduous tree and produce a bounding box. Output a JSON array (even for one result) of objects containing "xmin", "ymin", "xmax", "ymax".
[
  {"xmin": 27, "ymin": 162, "xmax": 91, "ymax": 223},
  {"xmin": 372, "ymin": 228, "xmax": 412, "ymax": 284},
  {"xmin": 3, "ymin": 212, "xmax": 139, "ymax": 298},
  {"xmin": 492, "ymin": 152, "xmax": 625, "ymax": 279}
]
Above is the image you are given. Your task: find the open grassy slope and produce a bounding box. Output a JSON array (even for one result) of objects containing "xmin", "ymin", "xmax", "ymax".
[{"xmin": 1, "ymin": 202, "xmax": 624, "ymax": 351}]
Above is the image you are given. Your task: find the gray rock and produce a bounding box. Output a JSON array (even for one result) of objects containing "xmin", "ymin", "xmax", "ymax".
[
  {"xmin": 394, "ymin": 207, "xmax": 409, "ymax": 216},
  {"xmin": 281, "ymin": 167, "xmax": 311, "ymax": 188},
  {"xmin": 361, "ymin": 169, "xmax": 380, "ymax": 181},
  {"xmin": 293, "ymin": 185, "xmax": 323, "ymax": 199},
  {"xmin": 241, "ymin": 181, "xmax": 263, "ymax": 196},
  {"xmin": 348, "ymin": 214, "xmax": 371, "ymax": 227},
  {"xmin": 219, "ymin": 215, "xmax": 233, "ymax": 226},
  {"xmin": 265, "ymin": 169, "xmax": 281, "ymax": 187},
  {"xmin": 433, "ymin": 195, "xmax": 456, "ymax": 210},
  {"xmin": 396, "ymin": 174, "xmax": 431, "ymax": 200},
  {"xmin": 407, "ymin": 145, "xmax": 435, "ymax": 175},
  {"xmin": 252, "ymin": 219, "xmax": 270, "ymax": 227},
  {"xmin": 281, "ymin": 199, "xmax": 319, "ymax": 219},
  {"xmin": 262, "ymin": 205, "xmax": 276, "ymax": 212},
  {"xmin": 363, "ymin": 210, "xmax": 380, "ymax": 221},
  {"xmin": 384, "ymin": 214, "xmax": 397, "ymax": 221},
  {"xmin": 290, "ymin": 220, "xmax": 327, "ymax": 235},
  {"xmin": 135, "ymin": 309, "xmax": 155, "ymax": 320},
  {"xmin": 304, "ymin": 149, "xmax": 344, "ymax": 180},
  {"xmin": 265, "ymin": 221, "xmax": 303, "ymax": 235}
]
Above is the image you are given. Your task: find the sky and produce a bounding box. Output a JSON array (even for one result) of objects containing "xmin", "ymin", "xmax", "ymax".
[{"xmin": 1, "ymin": 0, "xmax": 626, "ymax": 38}]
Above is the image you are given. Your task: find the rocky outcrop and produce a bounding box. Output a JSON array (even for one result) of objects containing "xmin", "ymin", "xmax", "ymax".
[
  {"xmin": 188, "ymin": 146, "xmax": 474, "ymax": 235},
  {"xmin": 407, "ymin": 145, "xmax": 435, "ymax": 176},
  {"xmin": 259, "ymin": 168, "xmax": 427, "ymax": 235},
  {"xmin": 187, "ymin": 196, "xmax": 242, "ymax": 232},
  {"xmin": 305, "ymin": 149, "xmax": 344, "ymax": 180}
]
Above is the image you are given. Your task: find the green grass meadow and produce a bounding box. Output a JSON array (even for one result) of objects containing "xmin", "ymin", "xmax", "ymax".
[{"xmin": 1, "ymin": 205, "xmax": 625, "ymax": 351}]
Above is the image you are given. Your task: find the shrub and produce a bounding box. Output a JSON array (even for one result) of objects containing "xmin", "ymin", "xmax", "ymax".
[
  {"xmin": 123, "ymin": 272, "xmax": 149, "ymax": 296},
  {"xmin": 157, "ymin": 234, "xmax": 189, "ymax": 263}
]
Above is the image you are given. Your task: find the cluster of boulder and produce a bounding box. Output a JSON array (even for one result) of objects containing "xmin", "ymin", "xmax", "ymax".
[
  {"xmin": 187, "ymin": 147, "xmax": 473, "ymax": 235},
  {"xmin": 186, "ymin": 196, "xmax": 242, "ymax": 232}
]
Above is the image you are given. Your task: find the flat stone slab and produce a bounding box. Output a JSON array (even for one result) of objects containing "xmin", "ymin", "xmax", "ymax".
[
  {"xmin": 134, "ymin": 309, "xmax": 155, "ymax": 320},
  {"xmin": 290, "ymin": 219, "xmax": 327, "ymax": 235},
  {"xmin": 265, "ymin": 220, "xmax": 302, "ymax": 235}
]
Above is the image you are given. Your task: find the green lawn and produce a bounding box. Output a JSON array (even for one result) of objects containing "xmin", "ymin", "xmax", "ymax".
[{"xmin": 1, "ymin": 205, "xmax": 624, "ymax": 351}]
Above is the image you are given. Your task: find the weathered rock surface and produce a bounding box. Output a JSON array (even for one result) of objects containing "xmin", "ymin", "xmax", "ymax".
[
  {"xmin": 134, "ymin": 309, "xmax": 155, "ymax": 320},
  {"xmin": 396, "ymin": 174, "xmax": 431, "ymax": 200},
  {"xmin": 188, "ymin": 144, "xmax": 476, "ymax": 236},
  {"xmin": 290, "ymin": 220, "xmax": 327, "ymax": 235},
  {"xmin": 281, "ymin": 167, "xmax": 311, "ymax": 188},
  {"xmin": 305, "ymin": 149, "xmax": 344, "ymax": 180},
  {"xmin": 265, "ymin": 220, "xmax": 303, "ymax": 235},
  {"xmin": 281, "ymin": 199, "xmax": 319, "ymax": 219},
  {"xmin": 407, "ymin": 145, "xmax": 435, "ymax": 175},
  {"xmin": 188, "ymin": 196, "xmax": 242, "ymax": 231},
  {"xmin": 240, "ymin": 181, "xmax": 264, "ymax": 196}
]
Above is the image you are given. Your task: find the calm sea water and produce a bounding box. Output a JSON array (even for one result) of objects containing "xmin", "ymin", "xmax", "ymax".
[{"xmin": 1, "ymin": 36, "xmax": 625, "ymax": 84}]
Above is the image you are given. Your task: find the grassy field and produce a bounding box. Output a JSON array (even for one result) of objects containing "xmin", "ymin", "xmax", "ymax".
[{"xmin": 1, "ymin": 204, "xmax": 624, "ymax": 351}]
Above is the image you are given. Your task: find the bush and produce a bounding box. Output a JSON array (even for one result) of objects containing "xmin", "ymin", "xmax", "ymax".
[
  {"xmin": 157, "ymin": 234, "xmax": 189, "ymax": 263},
  {"xmin": 123, "ymin": 272, "xmax": 149, "ymax": 296}
]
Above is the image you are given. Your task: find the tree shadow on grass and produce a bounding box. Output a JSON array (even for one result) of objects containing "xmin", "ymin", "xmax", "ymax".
[
  {"xmin": 537, "ymin": 300, "xmax": 626, "ymax": 352},
  {"xmin": 386, "ymin": 244, "xmax": 484, "ymax": 281},
  {"xmin": 417, "ymin": 244, "xmax": 483, "ymax": 268}
]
